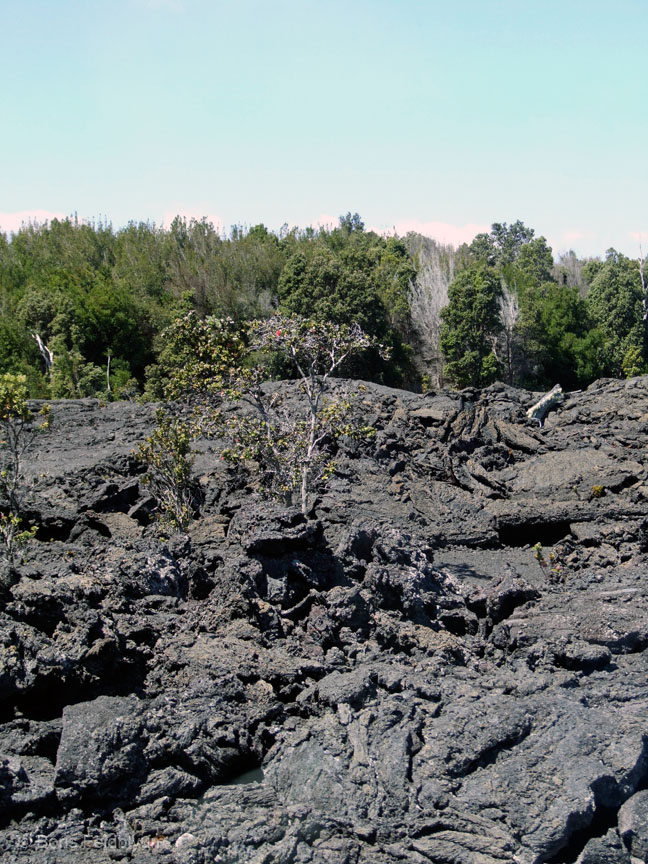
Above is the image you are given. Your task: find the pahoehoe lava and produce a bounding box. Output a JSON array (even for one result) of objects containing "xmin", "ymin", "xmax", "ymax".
[{"xmin": 2, "ymin": 376, "xmax": 648, "ymax": 863}]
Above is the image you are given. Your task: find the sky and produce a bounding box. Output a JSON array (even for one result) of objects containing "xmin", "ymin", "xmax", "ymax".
[{"xmin": 0, "ymin": 0, "xmax": 646, "ymax": 259}]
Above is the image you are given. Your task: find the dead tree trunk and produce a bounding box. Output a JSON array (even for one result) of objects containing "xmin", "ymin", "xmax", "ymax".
[
  {"xmin": 526, "ymin": 384, "xmax": 563, "ymax": 426},
  {"xmin": 33, "ymin": 333, "xmax": 53, "ymax": 375}
]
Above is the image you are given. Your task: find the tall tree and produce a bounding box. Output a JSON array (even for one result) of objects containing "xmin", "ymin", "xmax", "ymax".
[
  {"xmin": 516, "ymin": 237, "xmax": 554, "ymax": 284},
  {"xmin": 497, "ymin": 284, "xmax": 520, "ymax": 385},
  {"xmin": 460, "ymin": 222, "xmax": 558, "ymax": 386},
  {"xmin": 277, "ymin": 219, "xmax": 414, "ymax": 384},
  {"xmin": 584, "ymin": 249, "xmax": 646, "ymax": 377},
  {"xmin": 516, "ymin": 282, "xmax": 604, "ymax": 388},
  {"xmin": 440, "ymin": 263, "xmax": 502, "ymax": 387},
  {"xmin": 406, "ymin": 234, "xmax": 456, "ymax": 387}
]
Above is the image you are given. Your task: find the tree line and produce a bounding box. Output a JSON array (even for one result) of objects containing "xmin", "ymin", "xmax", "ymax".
[
  {"xmin": 0, "ymin": 213, "xmax": 645, "ymax": 397},
  {"xmin": 433, "ymin": 221, "xmax": 648, "ymax": 390}
]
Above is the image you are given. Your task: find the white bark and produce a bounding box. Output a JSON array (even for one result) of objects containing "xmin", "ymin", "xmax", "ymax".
[
  {"xmin": 407, "ymin": 235, "xmax": 456, "ymax": 386},
  {"xmin": 498, "ymin": 284, "xmax": 520, "ymax": 384},
  {"xmin": 639, "ymin": 245, "xmax": 647, "ymax": 321},
  {"xmin": 33, "ymin": 333, "xmax": 53, "ymax": 373},
  {"xmin": 527, "ymin": 384, "xmax": 564, "ymax": 426}
]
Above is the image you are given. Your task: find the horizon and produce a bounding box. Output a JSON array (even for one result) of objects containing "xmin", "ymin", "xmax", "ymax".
[
  {"xmin": 0, "ymin": 209, "xmax": 638, "ymax": 263},
  {"xmin": 1, "ymin": 0, "xmax": 646, "ymax": 261}
]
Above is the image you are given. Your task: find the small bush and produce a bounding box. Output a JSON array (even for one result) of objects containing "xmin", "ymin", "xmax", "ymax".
[
  {"xmin": 135, "ymin": 409, "xmax": 200, "ymax": 533},
  {"xmin": 0, "ymin": 374, "xmax": 51, "ymax": 511},
  {"xmin": 0, "ymin": 512, "xmax": 37, "ymax": 567},
  {"xmin": 0, "ymin": 373, "xmax": 49, "ymax": 567},
  {"xmin": 159, "ymin": 314, "xmax": 383, "ymax": 514}
]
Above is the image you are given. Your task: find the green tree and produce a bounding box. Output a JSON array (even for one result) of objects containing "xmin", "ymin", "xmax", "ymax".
[
  {"xmin": 584, "ymin": 249, "xmax": 645, "ymax": 377},
  {"xmin": 0, "ymin": 218, "xmax": 154, "ymax": 397},
  {"xmin": 338, "ymin": 212, "xmax": 365, "ymax": 234},
  {"xmin": 440, "ymin": 264, "xmax": 502, "ymax": 387},
  {"xmin": 516, "ymin": 282, "xmax": 604, "ymax": 388},
  {"xmin": 465, "ymin": 220, "xmax": 536, "ymax": 268},
  {"xmin": 516, "ymin": 237, "xmax": 555, "ymax": 284},
  {"xmin": 489, "ymin": 220, "xmax": 536, "ymax": 265},
  {"xmin": 165, "ymin": 216, "xmax": 225, "ymax": 316},
  {"xmin": 112, "ymin": 220, "xmax": 169, "ymax": 301},
  {"xmin": 48, "ymin": 332, "xmax": 106, "ymax": 398},
  {"xmin": 278, "ymin": 247, "xmax": 379, "ymax": 332},
  {"xmin": 0, "ymin": 373, "xmax": 36, "ymax": 512},
  {"xmin": 277, "ymin": 219, "xmax": 414, "ymax": 384},
  {"xmin": 457, "ymin": 222, "xmax": 564, "ymax": 386}
]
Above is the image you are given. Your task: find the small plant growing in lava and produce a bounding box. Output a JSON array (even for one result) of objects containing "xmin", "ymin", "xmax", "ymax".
[
  {"xmin": 146, "ymin": 313, "xmax": 382, "ymax": 517},
  {"xmin": 0, "ymin": 513, "xmax": 37, "ymax": 568},
  {"xmin": 135, "ymin": 409, "xmax": 200, "ymax": 534},
  {"xmin": 0, "ymin": 374, "xmax": 50, "ymax": 567}
]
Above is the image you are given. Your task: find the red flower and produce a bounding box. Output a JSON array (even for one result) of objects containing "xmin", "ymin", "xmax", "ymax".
[{"xmin": 276, "ymin": 330, "xmax": 281, "ymax": 336}]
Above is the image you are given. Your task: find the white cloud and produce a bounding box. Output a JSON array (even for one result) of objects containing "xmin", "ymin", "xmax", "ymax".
[
  {"xmin": 369, "ymin": 220, "xmax": 490, "ymax": 247},
  {"xmin": 630, "ymin": 231, "xmax": 648, "ymax": 249},
  {"xmin": 0, "ymin": 209, "xmax": 66, "ymax": 235},
  {"xmin": 308, "ymin": 216, "xmax": 489, "ymax": 247},
  {"xmin": 548, "ymin": 228, "xmax": 602, "ymax": 258},
  {"xmin": 315, "ymin": 213, "xmax": 339, "ymax": 231},
  {"xmin": 561, "ymin": 229, "xmax": 585, "ymax": 246},
  {"xmin": 162, "ymin": 207, "xmax": 224, "ymax": 231}
]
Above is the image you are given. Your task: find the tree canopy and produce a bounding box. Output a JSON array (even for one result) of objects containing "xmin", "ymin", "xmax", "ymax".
[{"xmin": 0, "ymin": 214, "xmax": 645, "ymax": 399}]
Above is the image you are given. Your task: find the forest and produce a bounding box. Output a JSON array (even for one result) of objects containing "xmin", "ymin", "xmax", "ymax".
[{"xmin": 0, "ymin": 213, "xmax": 646, "ymax": 398}]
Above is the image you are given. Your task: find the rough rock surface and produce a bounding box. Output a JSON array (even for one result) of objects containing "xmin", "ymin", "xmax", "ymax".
[{"xmin": 2, "ymin": 377, "xmax": 648, "ymax": 862}]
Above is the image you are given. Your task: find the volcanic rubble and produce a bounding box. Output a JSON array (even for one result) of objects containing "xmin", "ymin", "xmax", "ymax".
[{"xmin": 2, "ymin": 377, "xmax": 648, "ymax": 863}]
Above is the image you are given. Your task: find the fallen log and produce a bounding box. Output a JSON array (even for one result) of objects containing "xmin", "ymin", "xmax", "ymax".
[{"xmin": 526, "ymin": 383, "xmax": 563, "ymax": 427}]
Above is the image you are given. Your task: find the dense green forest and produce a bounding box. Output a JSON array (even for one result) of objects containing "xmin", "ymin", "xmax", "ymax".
[{"xmin": 0, "ymin": 214, "xmax": 645, "ymax": 397}]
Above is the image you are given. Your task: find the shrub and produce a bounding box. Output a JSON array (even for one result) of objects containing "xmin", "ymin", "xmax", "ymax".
[
  {"xmin": 148, "ymin": 313, "xmax": 382, "ymax": 515},
  {"xmin": 0, "ymin": 512, "xmax": 37, "ymax": 568},
  {"xmin": 135, "ymin": 409, "xmax": 199, "ymax": 533},
  {"xmin": 0, "ymin": 373, "xmax": 50, "ymax": 566}
]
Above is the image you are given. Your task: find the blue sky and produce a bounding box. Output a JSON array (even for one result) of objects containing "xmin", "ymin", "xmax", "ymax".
[{"xmin": 1, "ymin": 0, "xmax": 646, "ymax": 258}]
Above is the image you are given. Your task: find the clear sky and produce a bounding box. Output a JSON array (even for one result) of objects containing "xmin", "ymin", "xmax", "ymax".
[{"xmin": 1, "ymin": 0, "xmax": 646, "ymax": 258}]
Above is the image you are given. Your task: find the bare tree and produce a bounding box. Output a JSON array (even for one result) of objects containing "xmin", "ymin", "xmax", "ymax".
[
  {"xmin": 496, "ymin": 283, "xmax": 520, "ymax": 384},
  {"xmin": 553, "ymin": 250, "xmax": 595, "ymax": 298},
  {"xmin": 406, "ymin": 234, "xmax": 456, "ymax": 387},
  {"xmin": 639, "ymin": 244, "xmax": 647, "ymax": 321},
  {"xmin": 33, "ymin": 333, "xmax": 54, "ymax": 374}
]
